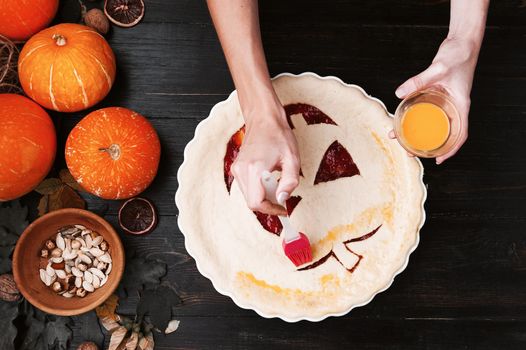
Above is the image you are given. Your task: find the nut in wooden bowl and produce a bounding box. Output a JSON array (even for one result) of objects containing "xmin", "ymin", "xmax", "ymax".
[{"xmin": 13, "ymin": 208, "xmax": 124, "ymax": 316}]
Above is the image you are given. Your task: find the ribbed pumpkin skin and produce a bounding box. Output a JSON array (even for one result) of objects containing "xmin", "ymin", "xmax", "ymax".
[
  {"xmin": 18, "ymin": 23, "xmax": 116, "ymax": 112},
  {"xmin": 0, "ymin": 0, "xmax": 59, "ymax": 41},
  {"xmin": 0, "ymin": 94, "xmax": 56, "ymax": 201},
  {"xmin": 65, "ymin": 107, "xmax": 161, "ymax": 200}
]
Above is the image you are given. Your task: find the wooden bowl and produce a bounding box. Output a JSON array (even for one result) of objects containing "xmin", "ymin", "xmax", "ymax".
[{"xmin": 13, "ymin": 208, "xmax": 125, "ymax": 316}]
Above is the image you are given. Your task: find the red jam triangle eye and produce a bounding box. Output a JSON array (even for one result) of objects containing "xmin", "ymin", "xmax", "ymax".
[
  {"xmin": 254, "ymin": 196, "xmax": 302, "ymax": 235},
  {"xmin": 224, "ymin": 126, "xmax": 245, "ymax": 193},
  {"xmin": 314, "ymin": 141, "xmax": 360, "ymax": 185},
  {"xmin": 284, "ymin": 103, "xmax": 337, "ymax": 129}
]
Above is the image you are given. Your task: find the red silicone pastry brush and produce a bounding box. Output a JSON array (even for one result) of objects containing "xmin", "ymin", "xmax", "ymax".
[{"xmin": 261, "ymin": 171, "xmax": 313, "ymax": 267}]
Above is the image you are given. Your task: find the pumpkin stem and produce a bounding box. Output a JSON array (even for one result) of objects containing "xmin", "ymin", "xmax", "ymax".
[
  {"xmin": 52, "ymin": 34, "xmax": 67, "ymax": 46},
  {"xmin": 99, "ymin": 144, "xmax": 121, "ymax": 160}
]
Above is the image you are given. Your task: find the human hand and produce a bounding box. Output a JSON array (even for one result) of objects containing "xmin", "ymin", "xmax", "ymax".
[
  {"xmin": 391, "ymin": 36, "xmax": 481, "ymax": 164},
  {"xmin": 232, "ymin": 102, "xmax": 300, "ymax": 216}
]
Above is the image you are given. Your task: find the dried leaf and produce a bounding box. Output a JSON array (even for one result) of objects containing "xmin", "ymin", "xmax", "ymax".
[
  {"xmin": 137, "ymin": 282, "xmax": 182, "ymax": 332},
  {"xmin": 125, "ymin": 331, "xmax": 139, "ymax": 349},
  {"xmin": 108, "ymin": 326, "xmax": 128, "ymax": 350},
  {"xmin": 119, "ymin": 255, "xmax": 166, "ymax": 296},
  {"xmin": 34, "ymin": 178, "xmax": 63, "ymax": 195},
  {"xmin": 71, "ymin": 311, "xmax": 104, "ymax": 349},
  {"xmin": 48, "ymin": 185, "xmax": 85, "ymax": 212},
  {"xmin": 42, "ymin": 315, "xmax": 73, "ymax": 350},
  {"xmin": 0, "ymin": 301, "xmax": 18, "ymax": 350},
  {"xmin": 18, "ymin": 304, "xmax": 47, "ymax": 350},
  {"xmin": 0, "ymin": 200, "xmax": 28, "ymax": 235},
  {"xmin": 99, "ymin": 317, "xmax": 121, "ymax": 332},
  {"xmin": 59, "ymin": 168, "xmax": 85, "ymax": 192},
  {"xmin": 96, "ymin": 294, "xmax": 119, "ymax": 321},
  {"xmin": 0, "ymin": 226, "xmax": 18, "ymax": 274},
  {"xmin": 138, "ymin": 332, "xmax": 154, "ymax": 350},
  {"xmin": 165, "ymin": 319, "xmax": 180, "ymax": 334},
  {"xmin": 37, "ymin": 195, "xmax": 49, "ymax": 217}
]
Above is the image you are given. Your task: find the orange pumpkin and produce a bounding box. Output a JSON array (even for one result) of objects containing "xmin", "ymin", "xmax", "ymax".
[
  {"xmin": 65, "ymin": 107, "xmax": 161, "ymax": 200},
  {"xmin": 0, "ymin": 0, "xmax": 58, "ymax": 41},
  {"xmin": 0, "ymin": 94, "xmax": 56, "ymax": 201},
  {"xmin": 18, "ymin": 23, "xmax": 116, "ymax": 112}
]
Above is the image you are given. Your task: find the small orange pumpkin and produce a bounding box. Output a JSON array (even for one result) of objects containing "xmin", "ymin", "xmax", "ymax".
[
  {"xmin": 0, "ymin": 0, "xmax": 58, "ymax": 41},
  {"xmin": 65, "ymin": 107, "xmax": 161, "ymax": 200},
  {"xmin": 18, "ymin": 23, "xmax": 116, "ymax": 112},
  {"xmin": 0, "ymin": 94, "xmax": 56, "ymax": 201}
]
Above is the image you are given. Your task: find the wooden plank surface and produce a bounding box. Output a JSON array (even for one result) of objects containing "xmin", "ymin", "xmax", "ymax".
[{"xmin": 42, "ymin": 0, "xmax": 526, "ymax": 348}]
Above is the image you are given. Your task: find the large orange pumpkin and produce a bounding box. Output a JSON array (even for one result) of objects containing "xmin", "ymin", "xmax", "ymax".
[
  {"xmin": 0, "ymin": 0, "xmax": 58, "ymax": 41},
  {"xmin": 65, "ymin": 107, "xmax": 161, "ymax": 200},
  {"xmin": 0, "ymin": 94, "xmax": 56, "ymax": 201},
  {"xmin": 18, "ymin": 23, "xmax": 116, "ymax": 112}
]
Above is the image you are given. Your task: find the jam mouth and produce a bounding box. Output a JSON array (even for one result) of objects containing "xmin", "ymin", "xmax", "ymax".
[
  {"xmin": 298, "ymin": 225, "xmax": 382, "ymax": 273},
  {"xmin": 223, "ymin": 103, "xmax": 376, "ymax": 274}
]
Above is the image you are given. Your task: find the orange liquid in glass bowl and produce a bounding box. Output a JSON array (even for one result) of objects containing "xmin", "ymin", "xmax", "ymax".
[{"xmin": 401, "ymin": 102, "xmax": 450, "ymax": 151}]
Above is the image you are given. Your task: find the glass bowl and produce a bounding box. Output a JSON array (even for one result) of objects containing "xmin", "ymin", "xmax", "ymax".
[{"xmin": 394, "ymin": 87, "xmax": 462, "ymax": 158}]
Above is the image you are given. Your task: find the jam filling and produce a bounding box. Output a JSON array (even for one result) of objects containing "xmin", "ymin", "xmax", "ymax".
[
  {"xmin": 298, "ymin": 225, "xmax": 382, "ymax": 273},
  {"xmin": 254, "ymin": 196, "xmax": 302, "ymax": 235},
  {"xmin": 284, "ymin": 103, "xmax": 337, "ymax": 129},
  {"xmin": 314, "ymin": 141, "xmax": 360, "ymax": 185}
]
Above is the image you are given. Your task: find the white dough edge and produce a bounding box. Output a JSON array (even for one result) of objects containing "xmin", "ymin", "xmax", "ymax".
[{"xmin": 175, "ymin": 72, "xmax": 427, "ymax": 323}]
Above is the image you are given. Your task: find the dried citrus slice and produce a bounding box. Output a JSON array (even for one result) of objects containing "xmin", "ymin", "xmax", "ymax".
[
  {"xmin": 104, "ymin": 0, "xmax": 144, "ymax": 28},
  {"xmin": 118, "ymin": 197, "xmax": 157, "ymax": 235}
]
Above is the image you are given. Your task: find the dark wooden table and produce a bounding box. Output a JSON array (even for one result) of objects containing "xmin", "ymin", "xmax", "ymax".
[{"xmin": 53, "ymin": 0, "xmax": 526, "ymax": 348}]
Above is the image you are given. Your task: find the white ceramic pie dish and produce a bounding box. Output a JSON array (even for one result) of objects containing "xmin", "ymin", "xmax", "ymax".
[{"xmin": 175, "ymin": 72, "xmax": 427, "ymax": 322}]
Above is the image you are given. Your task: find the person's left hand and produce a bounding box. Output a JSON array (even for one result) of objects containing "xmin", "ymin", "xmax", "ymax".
[{"xmin": 390, "ymin": 36, "xmax": 481, "ymax": 164}]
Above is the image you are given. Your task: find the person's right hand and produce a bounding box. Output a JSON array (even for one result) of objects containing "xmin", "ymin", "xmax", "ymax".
[{"xmin": 231, "ymin": 103, "xmax": 300, "ymax": 216}]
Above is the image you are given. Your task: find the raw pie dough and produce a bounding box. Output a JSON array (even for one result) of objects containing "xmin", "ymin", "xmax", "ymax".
[{"xmin": 176, "ymin": 73, "xmax": 426, "ymax": 321}]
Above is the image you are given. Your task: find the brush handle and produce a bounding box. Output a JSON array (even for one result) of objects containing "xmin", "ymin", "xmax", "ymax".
[{"xmin": 261, "ymin": 171, "xmax": 301, "ymax": 243}]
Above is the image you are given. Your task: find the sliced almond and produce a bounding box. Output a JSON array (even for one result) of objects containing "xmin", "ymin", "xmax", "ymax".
[
  {"xmin": 82, "ymin": 280, "xmax": 94, "ymax": 292},
  {"xmin": 75, "ymin": 225, "xmax": 86, "ymax": 230},
  {"xmin": 39, "ymin": 269, "xmax": 48, "ymax": 285},
  {"xmin": 90, "ymin": 247, "xmax": 104, "ymax": 257},
  {"xmin": 46, "ymin": 264, "xmax": 55, "ymax": 277},
  {"xmin": 56, "ymin": 233, "xmax": 65, "ymax": 250},
  {"xmin": 55, "ymin": 270, "xmax": 67, "ymax": 279},
  {"xmin": 99, "ymin": 253, "xmax": 112, "ymax": 263},
  {"xmin": 92, "ymin": 275, "xmax": 101, "ymax": 288},
  {"xmin": 106, "ymin": 262, "xmax": 112, "ymax": 275},
  {"xmin": 91, "ymin": 236, "xmax": 103, "ymax": 247},
  {"xmin": 89, "ymin": 268, "xmax": 105, "ymax": 280},
  {"xmin": 62, "ymin": 291, "xmax": 74, "ymax": 298},
  {"xmin": 51, "ymin": 257, "xmax": 64, "ymax": 264},
  {"xmin": 71, "ymin": 266, "xmax": 83, "ymax": 278},
  {"xmin": 85, "ymin": 234, "xmax": 93, "ymax": 249},
  {"xmin": 79, "ymin": 254, "xmax": 92, "ymax": 265},
  {"xmin": 100, "ymin": 275, "xmax": 108, "ymax": 287},
  {"xmin": 75, "ymin": 276, "xmax": 82, "ymax": 288},
  {"xmin": 84, "ymin": 270, "xmax": 93, "ymax": 284}
]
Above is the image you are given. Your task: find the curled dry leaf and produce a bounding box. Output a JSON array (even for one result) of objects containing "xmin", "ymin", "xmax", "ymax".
[
  {"xmin": 165, "ymin": 319, "xmax": 180, "ymax": 334},
  {"xmin": 96, "ymin": 294, "xmax": 120, "ymax": 330},
  {"xmin": 34, "ymin": 178, "xmax": 64, "ymax": 195},
  {"xmin": 137, "ymin": 332, "xmax": 154, "ymax": 350},
  {"xmin": 37, "ymin": 195, "xmax": 49, "ymax": 217},
  {"xmin": 124, "ymin": 331, "xmax": 139, "ymax": 350},
  {"xmin": 48, "ymin": 185, "xmax": 86, "ymax": 212},
  {"xmin": 59, "ymin": 168, "xmax": 85, "ymax": 192},
  {"xmin": 108, "ymin": 326, "xmax": 128, "ymax": 350}
]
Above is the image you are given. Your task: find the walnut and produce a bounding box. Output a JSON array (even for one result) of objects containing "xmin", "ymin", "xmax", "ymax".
[
  {"xmin": 77, "ymin": 341, "xmax": 99, "ymax": 350},
  {"xmin": 0, "ymin": 274, "xmax": 20, "ymax": 302},
  {"xmin": 84, "ymin": 9, "xmax": 110, "ymax": 35}
]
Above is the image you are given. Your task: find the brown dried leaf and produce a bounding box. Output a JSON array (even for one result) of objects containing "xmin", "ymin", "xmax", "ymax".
[
  {"xmin": 125, "ymin": 332, "xmax": 139, "ymax": 350},
  {"xmin": 37, "ymin": 195, "xmax": 49, "ymax": 217},
  {"xmin": 99, "ymin": 317, "xmax": 121, "ymax": 332},
  {"xmin": 34, "ymin": 178, "xmax": 63, "ymax": 195},
  {"xmin": 96, "ymin": 294, "xmax": 119, "ymax": 321},
  {"xmin": 48, "ymin": 185, "xmax": 85, "ymax": 212},
  {"xmin": 138, "ymin": 333, "xmax": 154, "ymax": 350},
  {"xmin": 59, "ymin": 168, "xmax": 85, "ymax": 192},
  {"xmin": 108, "ymin": 326, "xmax": 128, "ymax": 350}
]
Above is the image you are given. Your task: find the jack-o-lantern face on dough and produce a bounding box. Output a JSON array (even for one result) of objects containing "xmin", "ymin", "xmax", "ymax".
[
  {"xmin": 224, "ymin": 103, "xmax": 392, "ymax": 274},
  {"xmin": 177, "ymin": 74, "xmax": 425, "ymax": 320}
]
